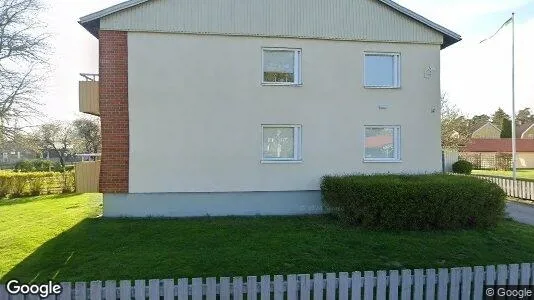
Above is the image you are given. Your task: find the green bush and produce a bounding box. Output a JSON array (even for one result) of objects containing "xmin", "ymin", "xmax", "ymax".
[
  {"xmin": 452, "ymin": 160, "xmax": 473, "ymax": 174},
  {"xmin": 0, "ymin": 171, "xmax": 75, "ymax": 198},
  {"xmin": 0, "ymin": 174, "xmax": 10, "ymax": 198},
  {"xmin": 13, "ymin": 159, "xmax": 75, "ymax": 173},
  {"xmin": 321, "ymin": 174, "xmax": 506, "ymax": 230},
  {"xmin": 14, "ymin": 159, "xmax": 53, "ymax": 172}
]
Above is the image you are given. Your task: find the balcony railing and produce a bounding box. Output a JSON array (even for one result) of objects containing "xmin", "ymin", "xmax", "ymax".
[{"xmin": 79, "ymin": 73, "xmax": 99, "ymax": 116}]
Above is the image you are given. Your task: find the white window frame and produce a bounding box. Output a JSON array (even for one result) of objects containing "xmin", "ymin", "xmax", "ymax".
[
  {"xmin": 261, "ymin": 48, "xmax": 302, "ymax": 86},
  {"xmin": 363, "ymin": 125, "xmax": 401, "ymax": 162},
  {"xmin": 261, "ymin": 124, "xmax": 302, "ymax": 163},
  {"xmin": 363, "ymin": 52, "xmax": 401, "ymax": 88}
]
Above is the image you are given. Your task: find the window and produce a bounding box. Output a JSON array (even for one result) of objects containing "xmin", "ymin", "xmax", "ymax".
[
  {"xmin": 364, "ymin": 126, "xmax": 401, "ymax": 162},
  {"xmin": 262, "ymin": 125, "xmax": 302, "ymax": 162},
  {"xmin": 262, "ymin": 48, "xmax": 301, "ymax": 85},
  {"xmin": 364, "ymin": 53, "xmax": 400, "ymax": 88},
  {"xmin": 2, "ymin": 153, "xmax": 8, "ymax": 163}
]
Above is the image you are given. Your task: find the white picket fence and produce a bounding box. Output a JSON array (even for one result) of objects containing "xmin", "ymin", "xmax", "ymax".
[
  {"xmin": 1, "ymin": 263, "xmax": 533, "ymax": 300},
  {"xmin": 474, "ymin": 175, "xmax": 534, "ymax": 200},
  {"xmin": 442, "ymin": 150, "xmax": 459, "ymax": 172}
]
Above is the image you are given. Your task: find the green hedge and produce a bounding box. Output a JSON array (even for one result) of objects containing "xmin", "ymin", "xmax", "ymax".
[
  {"xmin": 320, "ymin": 174, "xmax": 506, "ymax": 230},
  {"xmin": 14, "ymin": 159, "xmax": 74, "ymax": 173},
  {"xmin": 452, "ymin": 160, "xmax": 473, "ymax": 174},
  {"xmin": 0, "ymin": 171, "xmax": 75, "ymax": 198}
]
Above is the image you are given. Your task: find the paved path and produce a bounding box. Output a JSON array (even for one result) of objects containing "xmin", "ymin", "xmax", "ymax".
[{"xmin": 506, "ymin": 201, "xmax": 534, "ymax": 225}]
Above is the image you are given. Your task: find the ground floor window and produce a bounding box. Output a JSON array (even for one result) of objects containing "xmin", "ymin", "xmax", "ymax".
[
  {"xmin": 364, "ymin": 126, "xmax": 401, "ymax": 162},
  {"xmin": 262, "ymin": 125, "xmax": 302, "ymax": 162}
]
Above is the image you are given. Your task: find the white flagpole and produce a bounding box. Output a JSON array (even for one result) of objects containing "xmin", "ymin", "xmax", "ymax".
[{"xmin": 511, "ymin": 12, "xmax": 517, "ymax": 181}]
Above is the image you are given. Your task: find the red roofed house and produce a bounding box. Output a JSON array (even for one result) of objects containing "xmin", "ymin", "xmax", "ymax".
[{"xmin": 462, "ymin": 122, "xmax": 534, "ymax": 169}]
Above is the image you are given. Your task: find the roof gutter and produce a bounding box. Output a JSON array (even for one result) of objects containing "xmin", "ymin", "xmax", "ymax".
[
  {"xmin": 377, "ymin": 0, "xmax": 462, "ymax": 48},
  {"xmin": 79, "ymin": 0, "xmax": 149, "ymax": 38}
]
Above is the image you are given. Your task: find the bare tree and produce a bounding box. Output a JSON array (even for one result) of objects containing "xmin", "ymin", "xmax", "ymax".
[
  {"xmin": 38, "ymin": 122, "xmax": 75, "ymax": 170},
  {"xmin": 72, "ymin": 117, "xmax": 101, "ymax": 154},
  {"xmin": 441, "ymin": 94, "xmax": 469, "ymax": 149},
  {"xmin": 516, "ymin": 108, "xmax": 534, "ymax": 126},
  {"xmin": 0, "ymin": 0, "xmax": 48, "ymax": 136}
]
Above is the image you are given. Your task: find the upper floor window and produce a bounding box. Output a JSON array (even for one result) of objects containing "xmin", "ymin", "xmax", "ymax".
[
  {"xmin": 262, "ymin": 48, "xmax": 301, "ymax": 85},
  {"xmin": 364, "ymin": 53, "xmax": 400, "ymax": 88}
]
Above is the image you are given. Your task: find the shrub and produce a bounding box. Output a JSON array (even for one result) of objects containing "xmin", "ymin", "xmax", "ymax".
[
  {"xmin": 459, "ymin": 153, "xmax": 481, "ymax": 170},
  {"xmin": 14, "ymin": 159, "xmax": 53, "ymax": 172},
  {"xmin": 321, "ymin": 174, "xmax": 506, "ymax": 230},
  {"xmin": 61, "ymin": 172, "xmax": 76, "ymax": 193},
  {"xmin": 0, "ymin": 171, "xmax": 75, "ymax": 198},
  {"xmin": 10, "ymin": 174, "xmax": 28, "ymax": 197},
  {"xmin": 0, "ymin": 173, "xmax": 11, "ymax": 198},
  {"xmin": 452, "ymin": 160, "xmax": 473, "ymax": 174},
  {"xmin": 28, "ymin": 173, "xmax": 49, "ymax": 196},
  {"xmin": 495, "ymin": 153, "xmax": 512, "ymax": 171},
  {"xmin": 51, "ymin": 161, "xmax": 63, "ymax": 172}
]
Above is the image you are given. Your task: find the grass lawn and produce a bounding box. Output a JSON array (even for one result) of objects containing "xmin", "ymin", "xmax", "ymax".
[
  {"xmin": 2, "ymin": 194, "xmax": 534, "ymax": 283},
  {"xmin": 472, "ymin": 169, "xmax": 534, "ymax": 181}
]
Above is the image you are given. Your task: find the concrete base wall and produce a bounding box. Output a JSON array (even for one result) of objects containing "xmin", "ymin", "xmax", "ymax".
[{"xmin": 103, "ymin": 191, "xmax": 323, "ymax": 217}]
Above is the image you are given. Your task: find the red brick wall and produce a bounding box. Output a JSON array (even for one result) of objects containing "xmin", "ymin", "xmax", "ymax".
[{"xmin": 99, "ymin": 31, "xmax": 129, "ymax": 193}]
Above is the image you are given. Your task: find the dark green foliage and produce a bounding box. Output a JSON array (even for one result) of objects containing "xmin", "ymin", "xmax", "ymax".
[
  {"xmin": 14, "ymin": 159, "xmax": 52, "ymax": 172},
  {"xmin": 500, "ymin": 118, "xmax": 512, "ymax": 138},
  {"xmin": 320, "ymin": 174, "xmax": 506, "ymax": 230},
  {"xmin": 15, "ymin": 159, "xmax": 52, "ymax": 172},
  {"xmin": 452, "ymin": 160, "xmax": 473, "ymax": 174},
  {"xmin": 13, "ymin": 159, "xmax": 72, "ymax": 173},
  {"xmin": 491, "ymin": 108, "xmax": 510, "ymax": 130}
]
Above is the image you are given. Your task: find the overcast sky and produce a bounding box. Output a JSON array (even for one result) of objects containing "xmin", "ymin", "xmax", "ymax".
[{"xmin": 40, "ymin": 0, "xmax": 534, "ymax": 123}]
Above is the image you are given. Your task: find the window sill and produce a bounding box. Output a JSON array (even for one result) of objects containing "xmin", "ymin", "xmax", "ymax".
[
  {"xmin": 364, "ymin": 86, "xmax": 401, "ymax": 89},
  {"xmin": 261, "ymin": 160, "xmax": 303, "ymax": 164},
  {"xmin": 261, "ymin": 82, "xmax": 303, "ymax": 87},
  {"xmin": 363, "ymin": 160, "xmax": 403, "ymax": 163}
]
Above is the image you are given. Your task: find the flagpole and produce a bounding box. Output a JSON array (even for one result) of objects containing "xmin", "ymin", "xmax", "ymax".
[{"xmin": 511, "ymin": 12, "xmax": 517, "ymax": 181}]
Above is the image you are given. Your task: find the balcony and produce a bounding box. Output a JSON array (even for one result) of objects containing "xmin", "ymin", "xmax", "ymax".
[{"xmin": 79, "ymin": 73, "xmax": 99, "ymax": 116}]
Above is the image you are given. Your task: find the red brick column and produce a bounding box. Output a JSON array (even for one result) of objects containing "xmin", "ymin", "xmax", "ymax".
[{"xmin": 99, "ymin": 31, "xmax": 129, "ymax": 193}]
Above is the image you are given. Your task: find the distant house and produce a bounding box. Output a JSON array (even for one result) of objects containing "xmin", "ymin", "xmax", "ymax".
[
  {"xmin": 39, "ymin": 148, "xmax": 80, "ymax": 165},
  {"xmin": 463, "ymin": 122, "xmax": 534, "ymax": 169},
  {"xmin": 470, "ymin": 121, "xmax": 534, "ymax": 140},
  {"xmin": 471, "ymin": 122, "xmax": 501, "ymax": 139},
  {"xmin": 517, "ymin": 122, "xmax": 534, "ymax": 139},
  {"xmin": 0, "ymin": 143, "xmax": 38, "ymax": 167},
  {"xmin": 462, "ymin": 139, "xmax": 534, "ymax": 169}
]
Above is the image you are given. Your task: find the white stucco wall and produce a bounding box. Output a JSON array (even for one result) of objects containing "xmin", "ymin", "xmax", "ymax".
[{"xmin": 127, "ymin": 32, "xmax": 442, "ymax": 193}]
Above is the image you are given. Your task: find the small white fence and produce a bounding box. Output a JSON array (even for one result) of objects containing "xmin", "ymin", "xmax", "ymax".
[
  {"xmin": 442, "ymin": 150, "xmax": 459, "ymax": 172},
  {"xmin": 1, "ymin": 263, "xmax": 533, "ymax": 300},
  {"xmin": 475, "ymin": 175, "xmax": 534, "ymax": 200}
]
